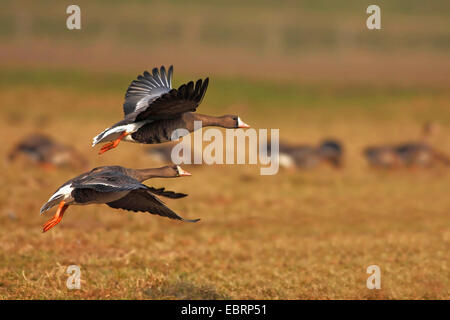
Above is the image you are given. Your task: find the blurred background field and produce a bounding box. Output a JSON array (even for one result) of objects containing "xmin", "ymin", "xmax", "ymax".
[{"xmin": 0, "ymin": 0, "xmax": 449, "ymax": 299}]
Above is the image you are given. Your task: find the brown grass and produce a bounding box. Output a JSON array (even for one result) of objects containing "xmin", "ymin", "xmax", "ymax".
[{"xmin": 0, "ymin": 81, "xmax": 449, "ymax": 299}]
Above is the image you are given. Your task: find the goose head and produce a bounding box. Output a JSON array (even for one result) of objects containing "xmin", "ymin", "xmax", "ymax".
[
  {"xmin": 219, "ymin": 115, "xmax": 250, "ymax": 129},
  {"xmin": 161, "ymin": 165, "xmax": 193, "ymax": 177},
  {"xmin": 174, "ymin": 165, "xmax": 192, "ymax": 177}
]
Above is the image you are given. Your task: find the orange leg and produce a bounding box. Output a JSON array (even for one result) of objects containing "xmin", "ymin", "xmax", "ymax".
[
  {"xmin": 98, "ymin": 131, "xmax": 129, "ymax": 155},
  {"xmin": 42, "ymin": 201, "xmax": 69, "ymax": 233}
]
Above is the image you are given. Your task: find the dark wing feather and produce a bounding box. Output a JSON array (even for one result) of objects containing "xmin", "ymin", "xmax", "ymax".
[
  {"xmin": 123, "ymin": 66, "xmax": 173, "ymax": 117},
  {"xmin": 130, "ymin": 77, "xmax": 209, "ymax": 122},
  {"xmin": 147, "ymin": 187, "xmax": 187, "ymax": 199},
  {"xmin": 106, "ymin": 189, "xmax": 199, "ymax": 222}
]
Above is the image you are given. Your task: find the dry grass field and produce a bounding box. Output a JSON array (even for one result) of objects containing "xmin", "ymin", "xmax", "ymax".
[
  {"xmin": 0, "ymin": 69, "xmax": 449, "ymax": 299},
  {"xmin": 0, "ymin": 0, "xmax": 449, "ymax": 300}
]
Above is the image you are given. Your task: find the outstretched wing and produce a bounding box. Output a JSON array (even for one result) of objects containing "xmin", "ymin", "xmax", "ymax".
[
  {"xmin": 123, "ymin": 66, "xmax": 173, "ymax": 117},
  {"xmin": 132, "ymin": 78, "xmax": 209, "ymax": 122},
  {"xmin": 106, "ymin": 189, "xmax": 199, "ymax": 222}
]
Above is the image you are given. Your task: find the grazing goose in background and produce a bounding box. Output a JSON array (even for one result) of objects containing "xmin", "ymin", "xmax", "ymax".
[
  {"xmin": 364, "ymin": 122, "xmax": 449, "ymax": 168},
  {"xmin": 8, "ymin": 133, "xmax": 88, "ymax": 170},
  {"xmin": 364, "ymin": 143, "xmax": 449, "ymax": 168},
  {"xmin": 40, "ymin": 165, "xmax": 198, "ymax": 232},
  {"xmin": 394, "ymin": 143, "xmax": 446, "ymax": 167},
  {"xmin": 363, "ymin": 145, "xmax": 401, "ymax": 169},
  {"xmin": 317, "ymin": 140, "xmax": 344, "ymax": 168},
  {"xmin": 394, "ymin": 122, "xmax": 449, "ymax": 167},
  {"xmin": 273, "ymin": 139, "xmax": 344, "ymax": 169},
  {"xmin": 92, "ymin": 65, "xmax": 250, "ymax": 154}
]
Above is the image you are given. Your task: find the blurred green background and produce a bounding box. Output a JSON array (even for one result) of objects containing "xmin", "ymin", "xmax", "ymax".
[{"xmin": 1, "ymin": 0, "xmax": 449, "ymax": 87}]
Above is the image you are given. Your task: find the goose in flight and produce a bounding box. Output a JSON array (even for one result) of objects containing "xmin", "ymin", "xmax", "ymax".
[
  {"xmin": 92, "ymin": 66, "xmax": 250, "ymax": 154},
  {"xmin": 40, "ymin": 165, "xmax": 198, "ymax": 232}
]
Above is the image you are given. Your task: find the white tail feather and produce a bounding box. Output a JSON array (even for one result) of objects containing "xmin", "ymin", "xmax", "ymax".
[{"xmin": 92, "ymin": 122, "xmax": 148, "ymax": 146}]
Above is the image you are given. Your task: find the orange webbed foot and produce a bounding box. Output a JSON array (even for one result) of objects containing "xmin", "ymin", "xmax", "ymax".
[
  {"xmin": 42, "ymin": 201, "xmax": 69, "ymax": 233},
  {"xmin": 98, "ymin": 141, "xmax": 117, "ymax": 154},
  {"xmin": 98, "ymin": 131, "xmax": 129, "ymax": 155}
]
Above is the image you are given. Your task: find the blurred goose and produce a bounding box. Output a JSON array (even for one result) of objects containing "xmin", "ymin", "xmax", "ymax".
[
  {"xmin": 363, "ymin": 145, "xmax": 401, "ymax": 168},
  {"xmin": 274, "ymin": 139, "xmax": 343, "ymax": 169},
  {"xmin": 8, "ymin": 133, "xmax": 87, "ymax": 170},
  {"xmin": 92, "ymin": 66, "xmax": 250, "ymax": 154},
  {"xmin": 364, "ymin": 123, "xmax": 449, "ymax": 168},
  {"xmin": 364, "ymin": 143, "xmax": 449, "ymax": 168},
  {"xmin": 394, "ymin": 122, "xmax": 448, "ymax": 167},
  {"xmin": 317, "ymin": 140, "xmax": 344, "ymax": 167},
  {"xmin": 395, "ymin": 142, "xmax": 449, "ymax": 167},
  {"xmin": 40, "ymin": 165, "xmax": 198, "ymax": 232}
]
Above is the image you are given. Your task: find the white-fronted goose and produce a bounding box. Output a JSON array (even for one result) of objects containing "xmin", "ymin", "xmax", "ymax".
[
  {"xmin": 92, "ymin": 66, "xmax": 250, "ymax": 154},
  {"xmin": 316, "ymin": 140, "xmax": 344, "ymax": 167},
  {"xmin": 364, "ymin": 123, "xmax": 449, "ymax": 168},
  {"xmin": 394, "ymin": 123, "xmax": 448, "ymax": 167},
  {"xmin": 394, "ymin": 143, "xmax": 437, "ymax": 167},
  {"xmin": 363, "ymin": 145, "xmax": 401, "ymax": 168},
  {"xmin": 8, "ymin": 133, "xmax": 87, "ymax": 170},
  {"xmin": 365, "ymin": 143, "xmax": 449, "ymax": 168},
  {"xmin": 40, "ymin": 165, "xmax": 198, "ymax": 232},
  {"xmin": 273, "ymin": 139, "xmax": 343, "ymax": 169}
]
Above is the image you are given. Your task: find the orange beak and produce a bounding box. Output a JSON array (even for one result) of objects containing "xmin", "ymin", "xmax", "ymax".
[
  {"xmin": 237, "ymin": 117, "xmax": 250, "ymax": 128},
  {"xmin": 177, "ymin": 166, "xmax": 192, "ymax": 176}
]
